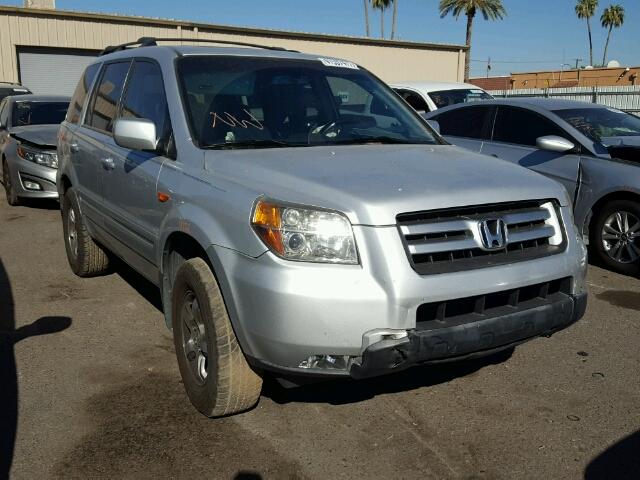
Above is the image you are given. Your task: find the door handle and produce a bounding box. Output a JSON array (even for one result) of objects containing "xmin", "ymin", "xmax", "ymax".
[
  {"xmin": 102, "ymin": 157, "xmax": 115, "ymax": 170},
  {"xmin": 70, "ymin": 143, "xmax": 79, "ymax": 153}
]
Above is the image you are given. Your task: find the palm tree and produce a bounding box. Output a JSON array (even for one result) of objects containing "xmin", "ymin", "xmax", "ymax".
[
  {"xmin": 575, "ymin": 0, "xmax": 598, "ymax": 66},
  {"xmin": 391, "ymin": 0, "xmax": 399, "ymax": 39},
  {"xmin": 601, "ymin": 4, "xmax": 624, "ymax": 66},
  {"xmin": 364, "ymin": 0, "xmax": 371, "ymax": 37},
  {"xmin": 372, "ymin": 0, "xmax": 391, "ymax": 38},
  {"xmin": 439, "ymin": 0, "xmax": 506, "ymax": 82}
]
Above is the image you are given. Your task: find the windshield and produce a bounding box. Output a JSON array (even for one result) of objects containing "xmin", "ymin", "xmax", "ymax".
[
  {"xmin": 12, "ymin": 101, "xmax": 69, "ymax": 126},
  {"xmin": 177, "ymin": 56, "xmax": 438, "ymax": 149},
  {"xmin": 553, "ymin": 107, "xmax": 640, "ymax": 143},
  {"xmin": 428, "ymin": 89, "xmax": 493, "ymax": 109}
]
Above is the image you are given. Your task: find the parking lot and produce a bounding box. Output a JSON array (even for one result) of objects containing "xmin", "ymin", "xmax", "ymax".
[{"xmin": 0, "ymin": 188, "xmax": 638, "ymax": 479}]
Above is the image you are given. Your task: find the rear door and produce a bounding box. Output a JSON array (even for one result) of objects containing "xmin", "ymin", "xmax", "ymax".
[
  {"xmin": 78, "ymin": 60, "xmax": 132, "ymax": 230},
  {"xmin": 480, "ymin": 106, "xmax": 581, "ymax": 198},
  {"xmin": 430, "ymin": 105, "xmax": 494, "ymax": 153},
  {"xmin": 62, "ymin": 62, "xmax": 101, "ymax": 209}
]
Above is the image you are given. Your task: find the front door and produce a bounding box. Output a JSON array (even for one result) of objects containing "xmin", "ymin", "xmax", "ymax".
[
  {"xmin": 480, "ymin": 106, "xmax": 581, "ymax": 200},
  {"xmin": 105, "ymin": 59, "xmax": 174, "ymax": 275}
]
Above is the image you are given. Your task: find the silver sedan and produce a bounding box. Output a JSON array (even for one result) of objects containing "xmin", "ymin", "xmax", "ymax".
[
  {"xmin": 425, "ymin": 98, "xmax": 640, "ymax": 276},
  {"xmin": 0, "ymin": 94, "xmax": 70, "ymax": 205}
]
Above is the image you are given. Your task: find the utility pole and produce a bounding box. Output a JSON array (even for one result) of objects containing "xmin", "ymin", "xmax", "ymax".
[
  {"xmin": 573, "ymin": 58, "xmax": 583, "ymax": 69},
  {"xmin": 486, "ymin": 57, "xmax": 491, "ymax": 78}
]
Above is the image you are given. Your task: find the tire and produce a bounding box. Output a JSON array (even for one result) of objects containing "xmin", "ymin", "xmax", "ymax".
[
  {"xmin": 171, "ymin": 257, "xmax": 262, "ymax": 417},
  {"xmin": 2, "ymin": 159, "xmax": 20, "ymax": 206},
  {"xmin": 590, "ymin": 199, "xmax": 640, "ymax": 276},
  {"xmin": 61, "ymin": 187, "xmax": 110, "ymax": 277}
]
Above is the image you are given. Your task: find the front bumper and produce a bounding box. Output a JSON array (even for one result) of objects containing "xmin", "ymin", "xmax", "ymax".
[
  {"xmin": 208, "ymin": 204, "xmax": 587, "ymax": 379},
  {"xmin": 350, "ymin": 292, "xmax": 587, "ymax": 379},
  {"xmin": 7, "ymin": 154, "xmax": 58, "ymax": 199}
]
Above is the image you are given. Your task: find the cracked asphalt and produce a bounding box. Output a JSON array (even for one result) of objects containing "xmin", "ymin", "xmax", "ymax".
[{"xmin": 1, "ymin": 189, "xmax": 639, "ymax": 480}]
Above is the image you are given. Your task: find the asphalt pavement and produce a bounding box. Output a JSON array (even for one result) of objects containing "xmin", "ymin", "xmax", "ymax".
[{"xmin": 0, "ymin": 189, "xmax": 639, "ymax": 480}]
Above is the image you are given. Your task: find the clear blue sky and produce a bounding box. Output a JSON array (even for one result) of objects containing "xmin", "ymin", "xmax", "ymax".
[{"xmin": 3, "ymin": 0, "xmax": 638, "ymax": 76}]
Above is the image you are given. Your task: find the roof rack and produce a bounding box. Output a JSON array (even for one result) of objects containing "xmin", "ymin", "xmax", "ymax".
[{"xmin": 99, "ymin": 36, "xmax": 295, "ymax": 56}]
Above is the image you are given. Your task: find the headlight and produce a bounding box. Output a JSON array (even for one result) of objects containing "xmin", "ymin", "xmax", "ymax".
[
  {"xmin": 17, "ymin": 145, "xmax": 58, "ymax": 169},
  {"xmin": 251, "ymin": 199, "xmax": 358, "ymax": 264}
]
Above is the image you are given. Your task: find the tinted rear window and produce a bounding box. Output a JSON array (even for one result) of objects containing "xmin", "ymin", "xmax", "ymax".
[{"xmin": 67, "ymin": 63, "xmax": 100, "ymax": 124}]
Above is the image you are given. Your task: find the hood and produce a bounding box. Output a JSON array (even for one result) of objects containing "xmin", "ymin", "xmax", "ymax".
[
  {"xmin": 9, "ymin": 124, "xmax": 59, "ymax": 148},
  {"xmin": 204, "ymin": 144, "xmax": 568, "ymax": 226}
]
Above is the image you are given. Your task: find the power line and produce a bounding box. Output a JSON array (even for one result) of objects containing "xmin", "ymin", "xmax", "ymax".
[{"xmin": 470, "ymin": 59, "xmax": 569, "ymax": 64}]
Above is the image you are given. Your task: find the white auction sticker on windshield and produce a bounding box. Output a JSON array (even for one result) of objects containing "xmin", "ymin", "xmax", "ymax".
[{"xmin": 319, "ymin": 58, "xmax": 359, "ymax": 69}]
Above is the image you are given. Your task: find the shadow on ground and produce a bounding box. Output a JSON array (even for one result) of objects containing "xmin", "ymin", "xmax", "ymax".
[
  {"xmin": 0, "ymin": 257, "xmax": 71, "ymax": 478},
  {"xmin": 585, "ymin": 430, "xmax": 640, "ymax": 480},
  {"xmin": 111, "ymin": 258, "xmax": 163, "ymax": 312}
]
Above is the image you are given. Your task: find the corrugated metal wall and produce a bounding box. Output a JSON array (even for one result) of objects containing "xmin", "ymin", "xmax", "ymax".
[
  {"xmin": 489, "ymin": 86, "xmax": 640, "ymax": 116},
  {"xmin": 0, "ymin": 7, "xmax": 466, "ymax": 85}
]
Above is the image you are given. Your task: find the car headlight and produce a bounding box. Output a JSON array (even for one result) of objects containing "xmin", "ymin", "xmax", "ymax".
[
  {"xmin": 251, "ymin": 199, "xmax": 359, "ymax": 264},
  {"xmin": 17, "ymin": 145, "xmax": 58, "ymax": 169}
]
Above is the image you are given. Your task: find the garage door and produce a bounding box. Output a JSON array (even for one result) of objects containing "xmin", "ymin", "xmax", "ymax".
[{"xmin": 18, "ymin": 48, "xmax": 98, "ymax": 96}]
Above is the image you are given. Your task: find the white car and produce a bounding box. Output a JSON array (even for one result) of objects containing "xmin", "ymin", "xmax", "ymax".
[{"xmin": 391, "ymin": 81, "xmax": 493, "ymax": 114}]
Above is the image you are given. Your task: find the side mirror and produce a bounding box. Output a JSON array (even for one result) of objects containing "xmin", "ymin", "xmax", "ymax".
[
  {"xmin": 113, "ymin": 118, "xmax": 157, "ymax": 151},
  {"xmin": 536, "ymin": 135, "xmax": 575, "ymax": 153},
  {"xmin": 426, "ymin": 119, "xmax": 440, "ymax": 134}
]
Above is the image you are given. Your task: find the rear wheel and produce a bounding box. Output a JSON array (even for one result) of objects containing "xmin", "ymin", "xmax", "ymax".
[
  {"xmin": 2, "ymin": 159, "xmax": 20, "ymax": 206},
  {"xmin": 171, "ymin": 257, "xmax": 262, "ymax": 417},
  {"xmin": 61, "ymin": 187, "xmax": 110, "ymax": 277},
  {"xmin": 591, "ymin": 199, "xmax": 640, "ymax": 276}
]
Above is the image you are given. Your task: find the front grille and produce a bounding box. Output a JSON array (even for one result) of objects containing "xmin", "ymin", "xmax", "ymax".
[
  {"xmin": 416, "ymin": 277, "xmax": 572, "ymax": 330},
  {"xmin": 397, "ymin": 200, "xmax": 566, "ymax": 274}
]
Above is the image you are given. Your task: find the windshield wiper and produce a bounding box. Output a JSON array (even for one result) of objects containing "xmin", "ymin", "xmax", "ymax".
[
  {"xmin": 331, "ymin": 135, "xmax": 427, "ymax": 145},
  {"xmin": 202, "ymin": 139, "xmax": 291, "ymax": 150}
]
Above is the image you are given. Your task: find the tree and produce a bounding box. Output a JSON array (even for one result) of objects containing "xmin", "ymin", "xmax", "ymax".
[
  {"xmin": 575, "ymin": 0, "xmax": 598, "ymax": 67},
  {"xmin": 391, "ymin": 0, "xmax": 399, "ymax": 39},
  {"xmin": 364, "ymin": 0, "xmax": 371, "ymax": 37},
  {"xmin": 439, "ymin": 0, "xmax": 506, "ymax": 81},
  {"xmin": 372, "ymin": 0, "xmax": 391, "ymax": 38},
  {"xmin": 601, "ymin": 4, "xmax": 624, "ymax": 66}
]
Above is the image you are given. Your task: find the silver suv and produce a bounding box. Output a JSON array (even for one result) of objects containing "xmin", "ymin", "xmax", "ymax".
[{"xmin": 57, "ymin": 38, "xmax": 588, "ymax": 417}]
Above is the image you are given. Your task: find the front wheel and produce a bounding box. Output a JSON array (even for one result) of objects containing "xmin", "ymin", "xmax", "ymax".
[
  {"xmin": 171, "ymin": 257, "xmax": 262, "ymax": 417},
  {"xmin": 591, "ymin": 200, "xmax": 640, "ymax": 276},
  {"xmin": 2, "ymin": 159, "xmax": 20, "ymax": 206}
]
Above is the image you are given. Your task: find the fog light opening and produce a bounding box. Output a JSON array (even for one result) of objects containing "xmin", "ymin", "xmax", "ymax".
[
  {"xmin": 23, "ymin": 180, "xmax": 41, "ymax": 191},
  {"xmin": 298, "ymin": 354, "xmax": 352, "ymax": 370}
]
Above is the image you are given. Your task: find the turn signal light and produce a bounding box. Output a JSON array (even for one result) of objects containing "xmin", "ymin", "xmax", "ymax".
[{"xmin": 251, "ymin": 200, "xmax": 284, "ymax": 255}]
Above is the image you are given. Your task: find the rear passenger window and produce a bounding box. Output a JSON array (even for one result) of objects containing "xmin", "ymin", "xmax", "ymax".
[
  {"xmin": 395, "ymin": 89, "xmax": 429, "ymax": 113},
  {"xmin": 120, "ymin": 60, "xmax": 170, "ymax": 142},
  {"xmin": 434, "ymin": 106, "xmax": 492, "ymax": 140},
  {"xmin": 492, "ymin": 107, "xmax": 565, "ymax": 146},
  {"xmin": 67, "ymin": 63, "xmax": 100, "ymax": 124},
  {"xmin": 86, "ymin": 61, "xmax": 131, "ymax": 133}
]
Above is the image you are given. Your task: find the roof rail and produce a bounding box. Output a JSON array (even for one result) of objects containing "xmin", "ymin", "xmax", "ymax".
[{"xmin": 99, "ymin": 36, "xmax": 296, "ymax": 56}]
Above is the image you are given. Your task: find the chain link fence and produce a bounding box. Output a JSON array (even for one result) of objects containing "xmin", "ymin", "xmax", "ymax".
[{"xmin": 488, "ymin": 85, "xmax": 640, "ymax": 116}]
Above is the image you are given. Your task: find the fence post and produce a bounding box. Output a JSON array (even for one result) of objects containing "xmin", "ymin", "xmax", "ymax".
[{"xmin": 592, "ymin": 86, "xmax": 598, "ymax": 104}]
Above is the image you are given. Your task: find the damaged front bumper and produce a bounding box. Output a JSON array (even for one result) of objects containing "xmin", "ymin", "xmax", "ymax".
[{"xmin": 350, "ymin": 292, "xmax": 587, "ymax": 379}]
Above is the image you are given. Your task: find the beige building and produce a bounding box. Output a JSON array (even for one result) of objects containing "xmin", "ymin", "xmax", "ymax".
[{"xmin": 0, "ymin": 5, "xmax": 467, "ymax": 95}]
